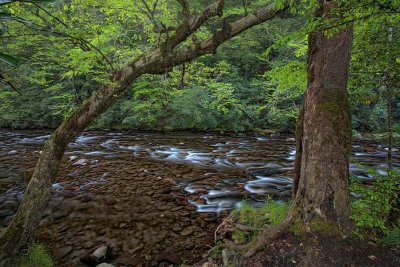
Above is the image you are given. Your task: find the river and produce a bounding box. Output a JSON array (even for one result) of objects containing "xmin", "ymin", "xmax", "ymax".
[{"xmin": 0, "ymin": 130, "xmax": 398, "ymax": 266}]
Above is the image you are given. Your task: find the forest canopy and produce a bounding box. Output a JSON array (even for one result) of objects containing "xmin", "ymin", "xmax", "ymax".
[{"xmin": 0, "ymin": 0, "xmax": 398, "ymax": 133}]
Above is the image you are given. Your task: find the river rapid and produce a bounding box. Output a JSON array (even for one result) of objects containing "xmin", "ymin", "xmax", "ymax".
[{"xmin": 0, "ymin": 130, "xmax": 398, "ymax": 266}]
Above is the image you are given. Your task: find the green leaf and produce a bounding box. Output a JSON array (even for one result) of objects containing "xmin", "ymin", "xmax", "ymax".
[{"xmin": 0, "ymin": 52, "xmax": 22, "ymax": 66}]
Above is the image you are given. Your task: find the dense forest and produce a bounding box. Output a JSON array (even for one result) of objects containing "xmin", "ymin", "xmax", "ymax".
[
  {"xmin": 0, "ymin": 0, "xmax": 399, "ymax": 267},
  {"xmin": 1, "ymin": 0, "xmax": 399, "ymax": 134}
]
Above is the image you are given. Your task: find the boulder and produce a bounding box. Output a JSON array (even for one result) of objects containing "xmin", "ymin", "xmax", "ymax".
[{"xmin": 81, "ymin": 245, "xmax": 112, "ymax": 266}]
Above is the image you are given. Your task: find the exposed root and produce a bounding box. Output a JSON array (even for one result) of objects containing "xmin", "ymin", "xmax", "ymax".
[
  {"xmin": 244, "ymin": 215, "xmax": 293, "ymax": 259},
  {"xmin": 236, "ymin": 224, "xmax": 263, "ymax": 232},
  {"xmin": 214, "ymin": 214, "xmax": 238, "ymax": 240},
  {"xmin": 222, "ymin": 239, "xmax": 247, "ymax": 251},
  {"xmin": 209, "ymin": 207, "xmax": 295, "ymax": 267}
]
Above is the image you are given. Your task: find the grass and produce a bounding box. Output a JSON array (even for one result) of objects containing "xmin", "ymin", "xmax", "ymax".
[
  {"xmin": 231, "ymin": 198, "xmax": 289, "ymax": 244},
  {"xmin": 6, "ymin": 244, "xmax": 54, "ymax": 267}
]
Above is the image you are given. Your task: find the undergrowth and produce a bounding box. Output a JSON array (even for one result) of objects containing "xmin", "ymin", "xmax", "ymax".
[
  {"xmin": 231, "ymin": 197, "xmax": 289, "ymax": 245},
  {"xmin": 6, "ymin": 244, "xmax": 54, "ymax": 267},
  {"xmin": 350, "ymin": 167, "xmax": 400, "ymax": 247}
]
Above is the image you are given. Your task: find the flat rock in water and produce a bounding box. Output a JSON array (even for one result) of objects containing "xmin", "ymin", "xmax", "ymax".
[
  {"xmin": 155, "ymin": 251, "xmax": 180, "ymax": 264},
  {"xmin": 73, "ymin": 158, "xmax": 87, "ymax": 166},
  {"xmin": 54, "ymin": 246, "xmax": 73, "ymax": 260},
  {"xmin": 180, "ymin": 226, "xmax": 194, "ymax": 236}
]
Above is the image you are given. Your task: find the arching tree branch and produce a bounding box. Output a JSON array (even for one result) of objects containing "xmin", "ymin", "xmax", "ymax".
[{"xmin": 0, "ymin": 1, "xmax": 289, "ymax": 263}]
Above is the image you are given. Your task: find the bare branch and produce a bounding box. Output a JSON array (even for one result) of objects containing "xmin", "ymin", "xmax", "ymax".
[
  {"xmin": 0, "ymin": 73, "xmax": 22, "ymax": 95},
  {"xmin": 33, "ymin": 3, "xmax": 68, "ymax": 28},
  {"xmin": 176, "ymin": 0, "xmax": 190, "ymax": 19},
  {"xmin": 162, "ymin": 0, "xmax": 225, "ymax": 52},
  {"xmin": 242, "ymin": 0, "xmax": 248, "ymax": 15},
  {"xmin": 13, "ymin": 21, "xmax": 115, "ymax": 71},
  {"xmin": 140, "ymin": 0, "xmax": 160, "ymax": 29}
]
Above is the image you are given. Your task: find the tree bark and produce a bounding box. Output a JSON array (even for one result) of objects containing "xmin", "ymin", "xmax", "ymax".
[
  {"xmin": 0, "ymin": 2, "xmax": 287, "ymax": 264},
  {"xmin": 244, "ymin": 2, "xmax": 354, "ymax": 261},
  {"xmin": 292, "ymin": 0, "xmax": 353, "ymax": 227}
]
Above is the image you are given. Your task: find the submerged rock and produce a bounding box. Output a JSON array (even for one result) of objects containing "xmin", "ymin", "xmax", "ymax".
[
  {"xmin": 7, "ymin": 150, "xmax": 18, "ymax": 155},
  {"xmin": 180, "ymin": 226, "xmax": 194, "ymax": 236}
]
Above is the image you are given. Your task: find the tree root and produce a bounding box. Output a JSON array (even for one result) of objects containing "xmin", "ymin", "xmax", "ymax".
[
  {"xmin": 236, "ymin": 224, "xmax": 263, "ymax": 232},
  {"xmin": 243, "ymin": 215, "xmax": 293, "ymax": 259},
  {"xmin": 210, "ymin": 208, "xmax": 294, "ymax": 267}
]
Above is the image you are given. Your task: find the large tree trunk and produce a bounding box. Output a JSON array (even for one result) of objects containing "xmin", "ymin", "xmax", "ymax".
[
  {"xmin": 291, "ymin": 0, "xmax": 353, "ymax": 227},
  {"xmin": 244, "ymin": 2, "xmax": 354, "ymax": 261},
  {"xmin": 0, "ymin": 2, "xmax": 286, "ymax": 264}
]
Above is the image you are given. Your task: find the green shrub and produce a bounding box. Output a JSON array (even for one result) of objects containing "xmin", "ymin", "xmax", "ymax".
[
  {"xmin": 350, "ymin": 168, "xmax": 400, "ymax": 236},
  {"xmin": 392, "ymin": 123, "xmax": 400, "ymax": 134},
  {"xmin": 352, "ymin": 129, "xmax": 362, "ymax": 138},
  {"xmin": 6, "ymin": 244, "xmax": 53, "ymax": 267},
  {"xmin": 381, "ymin": 229, "xmax": 400, "ymax": 247}
]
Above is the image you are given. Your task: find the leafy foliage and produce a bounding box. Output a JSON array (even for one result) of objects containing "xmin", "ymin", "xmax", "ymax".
[
  {"xmin": 231, "ymin": 198, "xmax": 289, "ymax": 244},
  {"xmin": 0, "ymin": 0, "xmax": 398, "ymax": 133},
  {"xmin": 350, "ymin": 169, "xmax": 400, "ymax": 236}
]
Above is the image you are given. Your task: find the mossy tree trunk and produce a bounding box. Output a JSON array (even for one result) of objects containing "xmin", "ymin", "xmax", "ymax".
[
  {"xmin": 291, "ymin": 0, "xmax": 354, "ymax": 228},
  {"xmin": 0, "ymin": 2, "xmax": 287, "ymax": 265},
  {"xmin": 244, "ymin": 1, "xmax": 354, "ymax": 260}
]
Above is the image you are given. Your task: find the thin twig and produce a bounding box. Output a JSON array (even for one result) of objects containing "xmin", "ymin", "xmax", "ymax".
[
  {"xmin": 0, "ymin": 73, "xmax": 22, "ymax": 95},
  {"xmin": 33, "ymin": 3, "xmax": 68, "ymax": 28}
]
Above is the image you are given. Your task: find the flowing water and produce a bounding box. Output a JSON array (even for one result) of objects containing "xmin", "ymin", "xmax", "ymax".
[{"xmin": 0, "ymin": 130, "xmax": 398, "ymax": 266}]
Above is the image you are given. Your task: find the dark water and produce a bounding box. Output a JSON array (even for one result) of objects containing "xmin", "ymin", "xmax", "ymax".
[{"xmin": 0, "ymin": 130, "xmax": 398, "ymax": 266}]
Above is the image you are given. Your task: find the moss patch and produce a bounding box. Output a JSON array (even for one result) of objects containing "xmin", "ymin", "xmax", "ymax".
[{"xmin": 309, "ymin": 217, "xmax": 342, "ymax": 236}]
